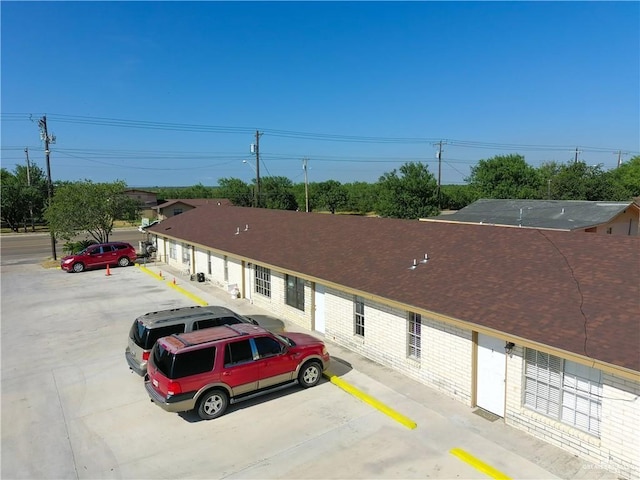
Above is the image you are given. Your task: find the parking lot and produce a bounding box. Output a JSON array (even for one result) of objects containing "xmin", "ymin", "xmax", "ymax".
[{"xmin": 1, "ymin": 259, "xmax": 618, "ymax": 479}]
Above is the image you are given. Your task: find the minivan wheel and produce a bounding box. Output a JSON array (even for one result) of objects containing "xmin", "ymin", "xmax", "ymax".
[
  {"xmin": 72, "ymin": 262, "xmax": 85, "ymax": 273},
  {"xmin": 298, "ymin": 361, "xmax": 322, "ymax": 388},
  {"xmin": 118, "ymin": 257, "xmax": 130, "ymax": 267},
  {"xmin": 197, "ymin": 389, "xmax": 229, "ymax": 420}
]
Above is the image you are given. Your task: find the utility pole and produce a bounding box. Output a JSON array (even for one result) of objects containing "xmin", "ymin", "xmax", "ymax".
[
  {"xmin": 24, "ymin": 148, "xmax": 35, "ymax": 232},
  {"xmin": 255, "ymin": 130, "xmax": 262, "ymax": 208},
  {"xmin": 38, "ymin": 115, "xmax": 57, "ymax": 260},
  {"xmin": 615, "ymin": 150, "xmax": 627, "ymax": 168},
  {"xmin": 303, "ymin": 158, "xmax": 309, "ymax": 213},
  {"xmin": 574, "ymin": 147, "xmax": 581, "ymax": 164},
  {"xmin": 434, "ymin": 140, "xmax": 445, "ymax": 209}
]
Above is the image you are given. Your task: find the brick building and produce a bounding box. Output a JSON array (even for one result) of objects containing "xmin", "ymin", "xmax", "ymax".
[{"xmin": 146, "ymin": 204, "xmax": 640, "ymax": 479}]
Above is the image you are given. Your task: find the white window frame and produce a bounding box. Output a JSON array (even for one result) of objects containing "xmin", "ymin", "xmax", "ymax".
[
  {"xmin": 408, "ymin": 312, "xmax": 422, "ymax": 359},
  {"xmin": 255, "ymin": 266, "xmax": 271, "ymax": 298},
  {"xmin": 354, "ymin": 296, "xmax": 365, "ymax": 337},
  {"xmin": 169, "ymin": 244, "xmax": 177, "ymax": 260},
  {"xmin": 524, "ymin": 349, "xmax": 602, "ymax": 437}
]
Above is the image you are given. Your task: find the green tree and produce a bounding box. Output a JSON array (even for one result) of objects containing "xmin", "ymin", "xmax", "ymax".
[
  {"xmin": 314, "ymin": 180, "xmax": 347, "ymax": 214},
  {"xmin": 260, "ymin": 176, "xmax": 298, "ymax": 210},
  {"xmin": 375, "ymin": 162, "xmax": 439, "ymax": 219},
  {"xmin": 440, "ymin": 184, "xmax": 479, "ymax": 210},
  {"xmin": 610, "ymin": 155, "xmax": 640, "ymax": 199},
  {"xmin": 44, "ymin": 180, "xmax": 139, "ymax": 243},
  {"xmin": 343, "ymin": 181, "xmax": 379, "ymax": 214},
  {"xmin": 1, "ymin": 165, "xmax": 48, "ymax": 232},
  {"xmin": 547, "ymin": 161, "xmax": 624, "ymax": 201},
  {"xmin": 466, "ymin": 154, "xmax": 541, "ymax": 199},
  {"xmin": 217, "ymin": 178, "xmax": 253, "ymax": 207}
]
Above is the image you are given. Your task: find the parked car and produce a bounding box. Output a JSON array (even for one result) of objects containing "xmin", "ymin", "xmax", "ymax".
[
  {"xmin": 60, "ymin": 242, "xmax": 137, "ymax": 273},
  {"xmin": 126, "ymin": 305, "xmax": 284, "ymax": 376},
  {"xmin": 144, "ymin": 324, "xmax": 330, "ymax": 420}
]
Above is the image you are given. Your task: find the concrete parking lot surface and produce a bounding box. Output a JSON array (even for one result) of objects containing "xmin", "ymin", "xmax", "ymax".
[{"xmin": 1, "ymin": 260, "xmax": 619, "ymax": 479}]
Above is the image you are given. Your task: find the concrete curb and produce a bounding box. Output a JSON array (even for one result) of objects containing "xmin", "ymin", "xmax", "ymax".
[
  {"xmin": 136, "ymin": 264, "xmax": 208, "ymax": 306},
  {"xmin": 323, "ymin": 371, "xmax": 418, "ymax": 430}
]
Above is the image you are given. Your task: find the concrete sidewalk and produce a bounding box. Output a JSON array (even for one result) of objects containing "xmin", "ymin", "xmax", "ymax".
[{"xmin": 136, "ymin": 260, "xmax": 619, "ymax": 480}]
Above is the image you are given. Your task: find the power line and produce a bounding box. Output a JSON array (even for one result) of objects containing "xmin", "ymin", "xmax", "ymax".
[{"xmin": 3, "ymin": 113, "xmax": 636, "ymax": 154}]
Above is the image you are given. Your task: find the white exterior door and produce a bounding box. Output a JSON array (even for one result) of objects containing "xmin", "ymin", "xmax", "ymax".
[
  {"xmin": 314, "ymin": 284, "xmax": 326, "ymax": 334},
  {"xmin": 477, "ymin": 333, "xmax": 506, "ymax": 417}
]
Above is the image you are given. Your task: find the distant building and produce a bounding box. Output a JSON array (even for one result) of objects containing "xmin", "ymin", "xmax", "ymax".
[
  {"xmin": 124, "ymin": 189, "xmax": 159, "ymax": 220},
  {"xmin": 154, "ymin": 198, "xmax": 232, "ymax": 221},
  {"xmin": 422, "ymin": 199, "xmax": 640, "ymax": 236}
]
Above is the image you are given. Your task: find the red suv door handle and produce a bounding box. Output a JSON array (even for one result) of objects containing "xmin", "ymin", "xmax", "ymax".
[{"xmin": 222, "ymin": 372, "xmax": 231, "ymax": 376}]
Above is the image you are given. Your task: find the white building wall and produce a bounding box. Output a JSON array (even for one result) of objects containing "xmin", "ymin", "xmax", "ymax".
[
  {"xmin": 152, "ymin": 238, "xmax": 639, "ymax": 478},
  {"xmin": 248, "ymin": 269, "xmax": 312, "ymax": 330},
  {"xmin": 324, "ymin": 287, "xmax": 472, "ymax": 404},
  {"xmin": 505, "ymin": 347, "xmax": 640, "ymax": 479}
]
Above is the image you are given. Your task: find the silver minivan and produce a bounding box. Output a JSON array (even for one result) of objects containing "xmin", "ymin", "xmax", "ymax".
[{"xmin": 126, "ymin": 305, "xmax": 268, "ymax": 376}]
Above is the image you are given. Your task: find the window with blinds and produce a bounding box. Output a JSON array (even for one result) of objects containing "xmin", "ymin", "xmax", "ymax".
[
  {"xmin": 354, "ymin": 297, "xmax": 365, "ymax": 337},
  {"xmin": 524, "ymin": 348, "xmax": 602, "ymax": 437},
  {"xmin": 408, "ymin": 313, "xmax": 422, "ymax": 359}
]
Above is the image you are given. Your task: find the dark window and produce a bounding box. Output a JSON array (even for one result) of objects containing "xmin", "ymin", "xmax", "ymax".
[
  {"xmin": 100, "ymin": 245, "xmax": 114, "ymax": 254},
  {"xmin": 172, "ymin": 347, "xmax": 216, "ymax": 378},
  {"xmin": 285, "ymin": 275, "xmax": 305, "ymax": 311},
  {"xmin": 153, "ymin": 344, "xmax": 215, "ymax": 379},
  {"xmin": 224, "ymin": 340, "xmax": 254, "ymax": 366},
  {"xmin": 193, "ymin": 319, "xmax": 219, "ymax": 330},
  {"xmin": 193, "ymin": 316, "xmax": 242, "ymax": 331},
  {"xmin": 254, "ymin": 336, "xmax": 284, "ymax": 358},
  {"xmin": 131, "ymin": 322, "xmax": 186, "ymax": 350}
]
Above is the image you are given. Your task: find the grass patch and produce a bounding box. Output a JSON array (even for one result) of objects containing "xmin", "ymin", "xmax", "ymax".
[{"xmin": 41, "ymin": 259, "xmax": 60, "ymax": 269}]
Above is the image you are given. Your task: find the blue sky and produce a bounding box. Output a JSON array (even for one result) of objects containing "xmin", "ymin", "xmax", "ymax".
[{"xmin": 2, "ymin": 1, "xmax": 639, "ymax": 188}]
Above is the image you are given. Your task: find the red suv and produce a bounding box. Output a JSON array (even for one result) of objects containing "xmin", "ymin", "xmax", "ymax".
[
  {"xmin": 60, "ymin": 242, "xmax": 137, "ymax": 273},
  {"xmin": 144, "ymin": 324, "xmax": 330, "ymax": 420}
]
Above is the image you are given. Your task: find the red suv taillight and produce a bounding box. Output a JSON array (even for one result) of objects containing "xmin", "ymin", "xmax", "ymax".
[
  {"xmin": 142, "ymin": 351, "xmax": 150, "ymax": 361},
  {"xmin": 167, "ymin": 381, "xmax": 182, "ymax": 396}
]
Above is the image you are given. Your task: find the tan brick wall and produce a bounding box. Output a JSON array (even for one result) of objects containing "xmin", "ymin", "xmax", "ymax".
[
  {"xmin": 323, "ymin": 287, "xmax": 472, "ymax": 404},
  {"xmin": 505, "ymin": 347, "xmax": 640, "ymax": 479}
]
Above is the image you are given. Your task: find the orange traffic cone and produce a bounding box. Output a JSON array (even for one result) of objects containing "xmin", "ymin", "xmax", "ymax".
[
  {"xmin": 172, "ymin": 277, "xmax": 177, "ymax": 285},
  {"xmin": 159, "ymin": 271, "xmax": 163, "ymax": 279},
  {"xmin": 106, "ymin": 264, "xmax": 111, "ymax": 276}
]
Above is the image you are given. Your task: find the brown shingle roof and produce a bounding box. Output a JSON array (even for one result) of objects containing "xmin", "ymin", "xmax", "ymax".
[{"xmin": 149, "ymin": 205, "xmax": 640, "ymax": 373}]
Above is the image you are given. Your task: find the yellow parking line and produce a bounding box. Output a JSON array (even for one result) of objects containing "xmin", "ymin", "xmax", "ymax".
[
  {"xmin": 323, "ymin": 371, "xmax": 417, "ymax": 430},
  {"xmin": 450, "ymin": 448, "xmax": 512, "ymax": 479},
  {"xmin": 136, "ymin": 264, "xmax": 208, "ymax": 306}
]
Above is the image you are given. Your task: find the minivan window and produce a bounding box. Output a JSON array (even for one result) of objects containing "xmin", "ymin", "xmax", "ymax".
[
  {"xmin": 130, "ymin": 321, "xmax": 186, "ymax": 349},
  {"xmin": 153, "ymin": 344, "xmax": 216, "ymax": 379},
  {"xmin": 193, "ymin": 316, "xmax": 242, "ymax": 331},
  {"xmin": 224, "ymin": 340, "xmax": 253, "ymax": 366}
]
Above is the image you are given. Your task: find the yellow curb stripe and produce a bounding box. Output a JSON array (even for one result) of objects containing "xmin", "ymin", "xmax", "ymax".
[
  {"xmin": 449, "ymin": 448, "xmax": 512, "ymax": 479},
  {"xmin": 136, "ymin": 264, "xmax": 208, "ymax": 306},
  {"xmin": 323, "ymin": 371, "xmax": 417, "ymax": 430},
  {"xmin": 167, "ymin": 282, "xmax": 208, "ymax": 306}
]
